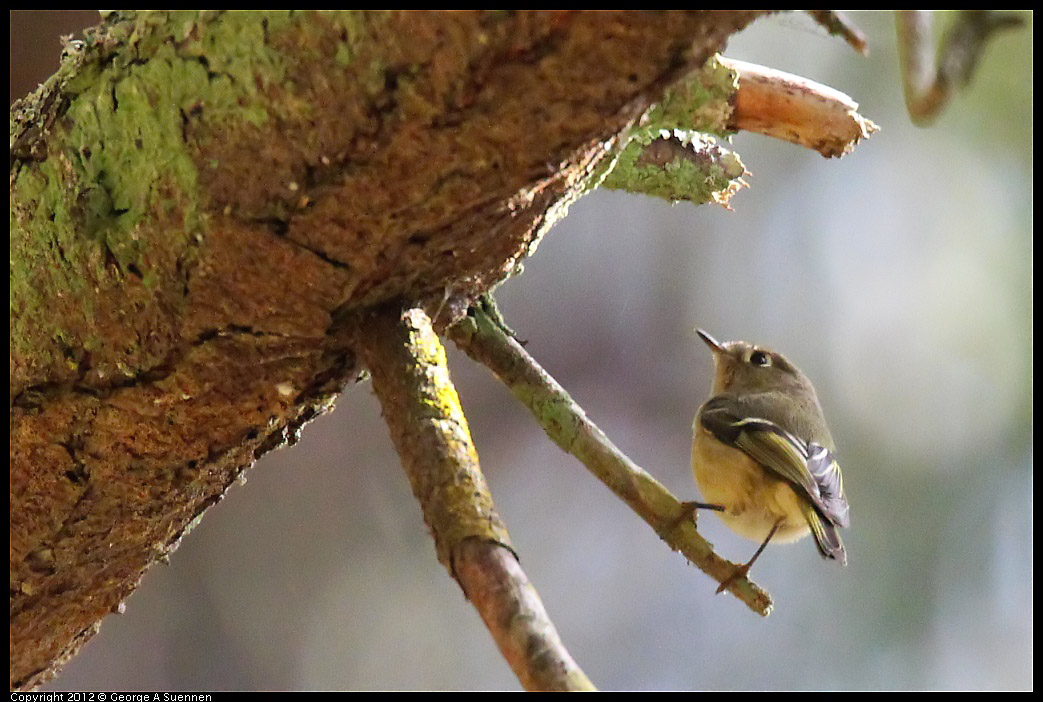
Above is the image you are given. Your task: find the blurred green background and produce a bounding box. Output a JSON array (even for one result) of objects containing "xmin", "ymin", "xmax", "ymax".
[{"xmin": 13, "ymin": 11, "xmax": 1032, "ymax": 691}]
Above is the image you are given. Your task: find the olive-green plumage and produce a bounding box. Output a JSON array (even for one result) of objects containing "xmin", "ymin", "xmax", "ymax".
[{"xmin": 691, "ymin": 330, "xmax": 849, "ymax": 577}]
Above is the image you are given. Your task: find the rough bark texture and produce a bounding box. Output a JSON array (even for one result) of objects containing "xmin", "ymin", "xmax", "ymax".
[{"xmin": 10, "ymin": 10, "xmax": 765, "ymax": 689}]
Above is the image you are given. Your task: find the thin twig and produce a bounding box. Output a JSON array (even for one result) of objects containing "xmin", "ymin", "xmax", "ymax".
[
  {"xmin": 448, "ymin": 297, "xmax": 774, "ymax": 617},
  {"xmin": 719, "ymin": 56, "xmax": 879, "ymax": 158},
  {"xmin": 354, "ymin": 303, "xmax": 596, "ymax": 691}
]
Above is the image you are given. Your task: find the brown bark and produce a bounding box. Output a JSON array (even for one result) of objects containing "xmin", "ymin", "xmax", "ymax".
[{"xmin": 10, "ymin": 10, "xmax": 765, "ymax": 688}]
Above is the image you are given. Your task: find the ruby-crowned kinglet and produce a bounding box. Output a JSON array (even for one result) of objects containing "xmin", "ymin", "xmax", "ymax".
[{"xmin": 688, "ymin": 329, "xmax": 849, "ymax": 591}]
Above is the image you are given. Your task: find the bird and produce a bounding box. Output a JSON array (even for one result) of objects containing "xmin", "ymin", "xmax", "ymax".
[{"xmin": 684, "ymin": 329, "xmax": 850, "ymax": 593}]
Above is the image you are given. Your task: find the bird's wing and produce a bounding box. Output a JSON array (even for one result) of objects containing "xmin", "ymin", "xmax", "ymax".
[{"xmin": 699, "ymin": 396, "xmax": 849, "ymax": 529}]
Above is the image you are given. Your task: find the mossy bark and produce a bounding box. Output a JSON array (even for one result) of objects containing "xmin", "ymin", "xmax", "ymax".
[{"xmin": 10, "ymin": 10, "xmax": 764, "ymax": 688}]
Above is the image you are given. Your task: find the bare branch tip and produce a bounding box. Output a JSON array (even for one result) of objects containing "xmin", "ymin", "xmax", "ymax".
[{"xmin": 806, "ymin": 10, "xmax": 870, "ymax": 56}]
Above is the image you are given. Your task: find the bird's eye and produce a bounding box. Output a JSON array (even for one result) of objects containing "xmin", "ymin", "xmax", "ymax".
[{"xmin": 749, "ymin": 350, "xmax": 771, "ymax": 367}]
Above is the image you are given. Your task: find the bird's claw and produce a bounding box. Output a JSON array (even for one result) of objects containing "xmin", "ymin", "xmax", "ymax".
[
  {"xmin": 715, "ymin": 564, "xmax": 751, "ymax": 595},
  {"xmin": 669, "ymin": 500, "xmax": 725, "ymax": 532}
]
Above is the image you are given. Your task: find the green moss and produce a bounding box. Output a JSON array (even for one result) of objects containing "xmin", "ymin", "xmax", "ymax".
[
  {"xmin": 602, "ymin": 130, "xmax": 746, "ymax": 205},
  {"xmin": 641, "ymin": 54, "xmax": 739, "ymax": 137},
  {"xmin": 53, "ymin": 10, "xmax": 308, "ymax": 268},
  {"xmin": 595, "ymin": 54, "xmax": 745, "ymax": 205},
  {"xmin": 335, "ymin": 42, "xmax": 353, "ymax": 66},
  {"xmin": 11, "ymin": 11, "xmax": 376, "ymax": 367},
  {"xmin": 473, "ymin": 51, "xmax": 740, "ymax": 260}
]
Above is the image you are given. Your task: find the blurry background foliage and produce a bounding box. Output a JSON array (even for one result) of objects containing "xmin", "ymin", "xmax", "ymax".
[{"xmin": 11, "ymin": 10, "xmax": 1031, "ymax": 691}]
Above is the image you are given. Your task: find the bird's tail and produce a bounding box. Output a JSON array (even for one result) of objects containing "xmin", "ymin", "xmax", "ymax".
[{"xmin": 802, "ymin": 503, "xmax": 847, "ymax": 565}]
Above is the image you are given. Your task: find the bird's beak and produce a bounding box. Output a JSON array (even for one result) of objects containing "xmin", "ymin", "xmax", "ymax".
[{"xmin": 696, "ymin": 329, "xmax": 723, "ymax": 354}]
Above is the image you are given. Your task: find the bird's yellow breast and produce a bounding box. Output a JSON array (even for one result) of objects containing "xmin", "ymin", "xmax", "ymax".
[{"xmin": 691, "ymin": 422, "xmax": 810, "ymax": 544}]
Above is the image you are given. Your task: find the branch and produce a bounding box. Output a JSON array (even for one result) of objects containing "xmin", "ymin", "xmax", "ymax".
[
  {"xmin": 896, "ymin": 10, "xmax": 1024, "ymax": 126},
  {"xmin": 599, "ymin": 48, "xmax": 879, "ymax": 203},
  {"xmin": 804, "ymin": 10, "xmax": 869, "ymax": 56},
  {"xmin": 719, "ymin": 56, "xmax": 879, "ymax": 158},
  {"xmin": 353, "ymin": 304, "xmax": 595, "ymax": 691},
  {"xmin": 448, "ymin": 297, "xmax": 773, "ymax": 617}
]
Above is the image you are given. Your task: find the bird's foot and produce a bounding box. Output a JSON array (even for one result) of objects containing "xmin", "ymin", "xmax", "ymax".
[
  {"xmin": 715, "ymin": 563, "xmax": 751, "ymax": 594},
  {"xmin": 668, "ymin": 500, "xmax": 725, "ymax": 532}
]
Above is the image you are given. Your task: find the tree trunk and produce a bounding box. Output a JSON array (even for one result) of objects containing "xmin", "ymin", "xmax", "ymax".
[{"xmin": 10, "ymin": 10, "xmax": 764, "ymax": 688}]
